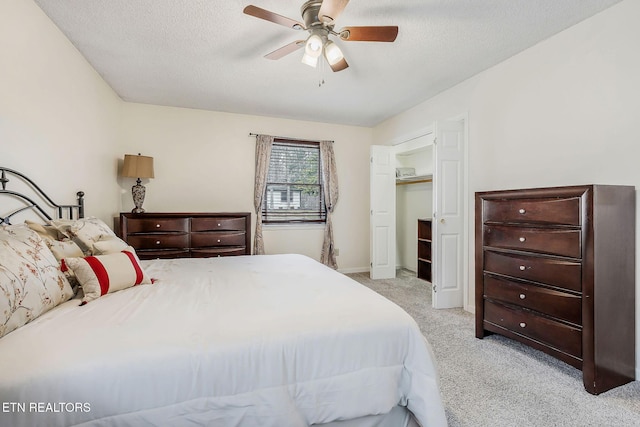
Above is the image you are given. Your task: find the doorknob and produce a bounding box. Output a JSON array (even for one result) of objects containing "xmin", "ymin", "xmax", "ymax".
[{"xmin": 440, "ymin": 218, "xmax": 445, "ymax": 224}]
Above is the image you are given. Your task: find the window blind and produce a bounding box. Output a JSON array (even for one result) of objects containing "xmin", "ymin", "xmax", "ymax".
[{"xmin": 262, "ymin": 140, "xmax": 326, "ymax": 223}]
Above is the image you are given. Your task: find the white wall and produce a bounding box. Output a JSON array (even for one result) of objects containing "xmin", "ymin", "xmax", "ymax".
[
  {"xmin": 119, "ymin": 103, "xmax": 373, "ymax": 271},
  {"xmin": 0, "ymin": 0, "xmax": 122, "ymax": 222},
  {"xmin": 396, "ymin": 182, "xmax": 432, "ymax": 271},
  {"xmin": 374, "ymin": 0, "xmax": 640, "ymax": 374}
]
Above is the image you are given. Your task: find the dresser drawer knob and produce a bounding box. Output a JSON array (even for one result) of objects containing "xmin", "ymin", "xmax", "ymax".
[
  {"xmin": 519, "ymin": 237, "xmax": 526, "ymax": 242},
  {"xmin": 156, "ymin": 224, "xmax": 161, "ymax": 228},
  {"xmin": 519, "ymin": 208, "xmax": 526, "ymax": 214},
  {"xmin": 217, "ymin": 239, "xmax": 221, "ymax": 243},
  {"xmin": 519, "ymin": 322, "xmax": 526, "ymax": 328},
  {"xmin": 156, "ymin": 240, "xmax": 161, "ymax": 245},
  {"xmin": 217, "ymin": 223, "xmax": 221, "ymax": 227},
  {"xmin": 519, "ymin": 294, "xmax": 526, "ymax": 299},
  {"xmin": 519, "ymin": 265, "xmax": 526, "ymax": 271}
]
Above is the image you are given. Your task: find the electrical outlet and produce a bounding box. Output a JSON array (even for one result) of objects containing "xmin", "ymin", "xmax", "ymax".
[{"xmin": 335, "ymin": 248, "xmax": 340, "ymax": 256}]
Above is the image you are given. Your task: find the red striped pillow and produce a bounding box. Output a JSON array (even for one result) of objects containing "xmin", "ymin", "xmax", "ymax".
[{"xmin": 64, "ymin": 247, "xmax": 152, "ymax": 304}]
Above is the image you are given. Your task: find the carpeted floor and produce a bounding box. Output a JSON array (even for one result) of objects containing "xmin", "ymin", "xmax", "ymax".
[{"xmin": 347, "ymin": 270, "xmax": 640, "ymax": 427}]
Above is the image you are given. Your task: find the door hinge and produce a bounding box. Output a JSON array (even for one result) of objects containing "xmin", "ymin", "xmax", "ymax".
[{"xmin": 432, "ymin": 284, "xmax": 437, "ymax": 292}]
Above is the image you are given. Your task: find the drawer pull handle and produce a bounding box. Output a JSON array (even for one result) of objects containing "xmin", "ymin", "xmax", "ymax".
[
  {"xmin": 218, "ymin": 223, "xmax": 221, "ymax": 227},
  {"xmin": 519, "ymin": 237, "xmax": 526, "ymax": 242},
  {"xmin": 519, "ymin": 294, "xmax": 526, "ymax": 299},
  {"xmin": 519, "ymin": 322, "xmax": 526, "ymax": 328},
  {"xmin": 519, "ymin": 265, "xmax": 526, "ymax": 271},
  {"xmin": 156, "ymin": 240, "xmax": 161, "ymax": 245},
  {"xmin": 217, "ymin": 239, "xmax": 221, "ymax": 243},
  {"xmin": 156, "ymin": 224, "xmax": 161, "ymax": 228},
  {"xmin": 519, "ymin": 208, "xmax": 526, "ymax": 214}
]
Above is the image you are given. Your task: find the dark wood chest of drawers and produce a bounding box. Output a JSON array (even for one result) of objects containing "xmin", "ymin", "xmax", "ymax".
[
  {"xmin": 475, "ymin": 185, "xmax": 635, "ymax": 394},
  {"xmin": 119, "ymin": 212, "xmax": 251, "ymax": 260}
]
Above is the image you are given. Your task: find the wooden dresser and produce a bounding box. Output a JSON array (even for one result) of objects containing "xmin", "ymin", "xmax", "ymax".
[
  {"xmin": 475, "ymin": 185, "xmax": 635, "ymax": 394},
  {"xmin": 119, "ymin": 212, "xmax": 251, "ymax": 260}
]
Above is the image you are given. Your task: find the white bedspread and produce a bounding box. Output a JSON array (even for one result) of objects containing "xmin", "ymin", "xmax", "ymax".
[{"xmin": 0, "ymin": 254, "xmax": 446, "ymax": 427}]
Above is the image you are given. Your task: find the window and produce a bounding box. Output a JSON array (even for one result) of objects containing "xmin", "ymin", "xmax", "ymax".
[{"xmin": 262, "ymin": 139, "xmax": 326, "ymax": 224}]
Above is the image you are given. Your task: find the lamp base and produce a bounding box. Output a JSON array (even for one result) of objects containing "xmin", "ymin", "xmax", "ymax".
[{"xmin": 131, "ymin": 179, "xmax": 146, "ymax": 214}]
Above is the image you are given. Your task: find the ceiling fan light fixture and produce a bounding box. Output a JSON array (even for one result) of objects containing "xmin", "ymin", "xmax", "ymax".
[
  {"xmin": 323, "ymin": 40, "xmax": 344, "ymax": 65},
  {"xmin": 305, "ymin": 34, "xmax": 323, "ymax": 57},
  {"xmin": 301, "ymin": 52, "xmax": 319, "ymax": 68},
  {"xmin": 302, "ymin": 33, "xmax": 323, "ymax": 68}
]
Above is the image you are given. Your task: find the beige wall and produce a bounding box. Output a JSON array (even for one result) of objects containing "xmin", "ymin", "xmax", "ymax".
[
  {"xmin": 119, "ymin": 103, "xmax": 373, "ymax": 271},
  {"xmin": 0, "ymin": 0, "xmax": 122, "ymax": 222},
  {"xmin": 374, "ymin": 0, "xmax": 640, "ymax": 374}
]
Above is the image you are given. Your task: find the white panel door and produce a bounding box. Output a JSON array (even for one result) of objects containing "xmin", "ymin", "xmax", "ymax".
[
  {"xmin": 370, "ymin": 145, "xmax": 396, "ymax": 279},
  {"xmin": 433, "ymin": 120, "xmax": 465, "ymax": 308}
]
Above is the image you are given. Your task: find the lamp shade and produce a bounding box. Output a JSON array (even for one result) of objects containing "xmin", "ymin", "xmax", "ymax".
[{"xmin": 121, "ymin": 154, "xmax": 154, "ymax": 179}]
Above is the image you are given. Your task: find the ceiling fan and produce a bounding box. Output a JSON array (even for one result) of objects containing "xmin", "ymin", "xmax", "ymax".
[{"xmin": 243, "ymin": 0, "xmax": 399, "ymax": 72}]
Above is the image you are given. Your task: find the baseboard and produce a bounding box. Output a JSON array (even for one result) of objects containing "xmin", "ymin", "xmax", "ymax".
[{"xmin": 338, "ymin": 267, "xmax": 370, "ymax": 274}]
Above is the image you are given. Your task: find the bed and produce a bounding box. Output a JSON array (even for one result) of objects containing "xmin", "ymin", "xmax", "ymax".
[{"xmin": 0, "ymin": 167, "xmax": 447, "ymax": 427}]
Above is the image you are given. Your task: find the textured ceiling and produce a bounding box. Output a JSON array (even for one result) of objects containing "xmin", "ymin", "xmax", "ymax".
[{"xmin": 34, "ymin": 0, "xmax": 622, "ymax": 127}]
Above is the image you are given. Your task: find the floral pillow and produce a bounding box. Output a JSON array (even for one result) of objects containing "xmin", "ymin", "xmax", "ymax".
[
  {"xmin": 0, "ymin": 224, "xmax": 74, "ymax": 338},
  {"xmin": 50, "ymin": 217, "xmax": 118, "ymax": 255},
  {"xmin": 64, "ymin": 247, "xmax": 152, "ymax": 305}
]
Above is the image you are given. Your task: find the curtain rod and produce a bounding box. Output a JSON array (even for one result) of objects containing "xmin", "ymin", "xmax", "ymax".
[{"xmin": 248, "ymin": 133, "xmax": 333, "ymax": 143}]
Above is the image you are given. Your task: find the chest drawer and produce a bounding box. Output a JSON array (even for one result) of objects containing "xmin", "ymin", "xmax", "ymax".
[
  {"xmin": 484, "ymin": 300, "xmax": 582, "ymax": 358},
  {"xmin": 484, "ymin": 250, "xmax": 582, "ymax": 292},
  {"xmin": 483, "ymin": 197, "xmax": 581, "ymax": 226},
  {"xmin": 191, "ymin": 247, "xmax": 247, "ymax": 257},
  {"xmin": 483, "ymin": 275, "xmax": 581, "ymax": 325},
  {"xmin": 126, "ymin": 233, "xmax": 189, "ymax": 250},
  {"xmin": 484, "ymin": 225, "xmax": 581, "ymax": 258},
  {"xmin": 125, "ymin": 218, "xmax": 189, "ymax": 234},
  {"xmin": 136, "ymin": 249, "xmax": 190, "ymax": 260},
  {"xmin": 191, "ymin": 231, "xmax": 246, "ymax": 248},
  {"xmin": 192, "ymin": 217, "xmax": 246, "ymax": 232}
]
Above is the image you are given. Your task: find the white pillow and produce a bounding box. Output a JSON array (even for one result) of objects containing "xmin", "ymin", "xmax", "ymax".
[
  {"xmin": 64, "ymin": 247, "xmax": 152, "ymax": 305},
  {"xmin": 0, "ymin": 224, "xmax": 74, "ymax": 338}
]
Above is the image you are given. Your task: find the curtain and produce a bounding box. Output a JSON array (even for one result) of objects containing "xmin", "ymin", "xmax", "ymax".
[
  {"xmin": 320, "ymin": 140, "xmax": 339, "ymax": 269},
  {"xmin": 253, "ymin": 134, "xmax": 274, "ymax": 255}
]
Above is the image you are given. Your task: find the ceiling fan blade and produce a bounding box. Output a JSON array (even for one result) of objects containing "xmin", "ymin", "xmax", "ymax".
[
  {"xmin": 318, "ymin": 0, "xmax": 350, "ymax": 24},
  {"xmin": 243, "ymin": 5, "xmax": 306, "ymax": 30},
  {"xmin": 264, "ymin": 40, "xmax": 305, "ymax": 60},
  {"xmin": 339, "ymin": 26, "xmax": 399, "ymax": 42},
  {"xmin": 329, "ymin": 57, "xmax": 349, "ymax": 72}
]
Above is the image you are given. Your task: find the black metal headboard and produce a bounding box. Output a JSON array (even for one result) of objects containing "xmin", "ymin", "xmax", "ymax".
[{"xmin": 0, "ymin": 167, "xmax": 84, "ymax": 225}]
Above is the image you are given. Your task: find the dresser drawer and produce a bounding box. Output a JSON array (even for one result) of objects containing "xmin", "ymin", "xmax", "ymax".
[
  {"xmin": 484, "ymin": 274, "xmax": 581, "ymax": 325},
  {"xmin": 191, "ymin": 231, "xmax": 246, "ymax": 248},
  {"xmin": 126, "ymin": 233, "xmax": 190, "ymax": 250},
  {"xmin": 191, "ymin": 217, "xmax": 247, "ymax": 232},
  {"xmin": 126, "ymin": 218, "xmax": 189, "ymax": 234},
  {"xmin": 483, "ymin": 197, "xmax": 581, "ymax": 226},
  {"xmin": 484, "ymin": 225, "xmax": 581, "ymax": 258},
  {"xmin": 135, "ymin": 249, "xmax": 190, "ymax": 260},
  {"xmin": 191, "ymin": 247, "xmax": 247, "ymax": 257},
  {"xmin": 484, "ymin": 300, "xmax": 582, "ymax": 358},
  {"xmin": 484, "ymin": 250, "xmax": 582, "ymax": 292}
]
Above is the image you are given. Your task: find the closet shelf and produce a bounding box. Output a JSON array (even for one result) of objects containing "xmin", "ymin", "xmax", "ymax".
[{"xmin": 396, "ymin": 175, "xmax": 433, "ymax": 185}]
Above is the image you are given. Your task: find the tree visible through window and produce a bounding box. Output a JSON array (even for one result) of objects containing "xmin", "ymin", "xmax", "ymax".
[{"xmin": 262, "ymin": 139, "xmax": 326, "ymax": 223}]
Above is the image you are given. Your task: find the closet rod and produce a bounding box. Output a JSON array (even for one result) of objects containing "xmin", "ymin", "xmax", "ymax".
[{"xmin": 248, "ymin": 133, "xmax": 333, "ymax": 143}]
